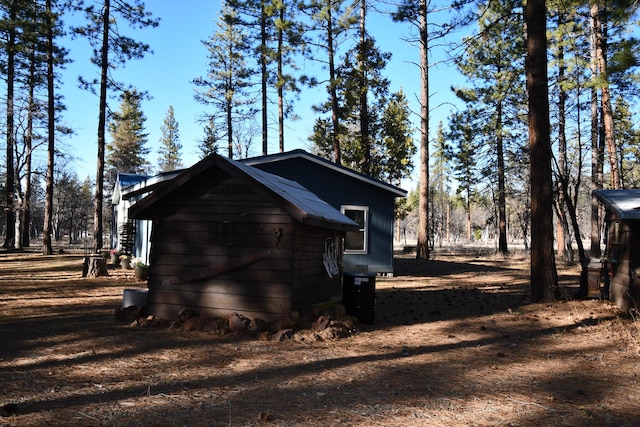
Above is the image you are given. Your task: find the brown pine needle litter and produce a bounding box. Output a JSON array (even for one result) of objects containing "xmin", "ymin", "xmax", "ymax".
[{"xmin": 1, "ymin": 250, "xmax": 639, "ymax": 426}]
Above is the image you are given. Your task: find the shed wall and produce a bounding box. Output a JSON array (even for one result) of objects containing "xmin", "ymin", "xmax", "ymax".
[
  {"xmin": 609, "ymin": 221, "xmax": 640, "ymax": 311},
  {"xmin": 291, "ymin": 226, "xmax": 343, "ymax": 310},
  {"xmin": 145, "ymin": 177, "xmax": 297, "ymax": 320}
]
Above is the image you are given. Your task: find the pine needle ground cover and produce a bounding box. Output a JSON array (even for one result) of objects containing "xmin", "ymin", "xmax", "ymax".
[{"xmin": 1, "ymin": 251, "xmax": 639, "ymax": 426}]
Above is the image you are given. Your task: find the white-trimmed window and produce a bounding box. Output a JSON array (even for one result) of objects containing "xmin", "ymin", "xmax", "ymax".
[{"xmin": 342, "ymin": 205, "xmax": 368, "ymax": 254}]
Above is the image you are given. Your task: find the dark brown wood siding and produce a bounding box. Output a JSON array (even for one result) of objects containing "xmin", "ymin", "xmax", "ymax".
[
  {"xmin": 290, "ymin": 226, "xmax": 343, "ymax": 310},
  {"xmin": 145, "ymin": 176, "xmax": 297, "ymax": 320},
  {"xmin": 609, "ymin": 221, "xmax": 640, "ymax": 311}
]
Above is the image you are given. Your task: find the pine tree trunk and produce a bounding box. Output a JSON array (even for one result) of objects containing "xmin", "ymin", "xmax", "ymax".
[
  {"xmin": 23, "ymin": 15, "xmax": 36, "ymax": 249},
  {"xmin": 43, "ymin": 0, "xmax": 55, "ymax": 254},
  {"xmin": 260, "ymin": 1, "xmax": 268, "ymax": 155},
  {"xmin": 590, "ymin": 105, "xmax": 602, "ymax": 257},
  {"xmin": 227, "ymin": 98, "xmax": 233, "ymax": 158},
  {"xmin": 557, "ymin": 67, "xmax": 586, "ymax": 263},
  {"xmin": 592, "ymin": 4, "xmax": 620, "ymax": 189},
  {"xmin": 496, "ymin": 100, "xmax": 507, "ymax": 255},
  {"xmin": 556, "ymin": 17, "xmax": 567, "ymax": 261},
  {"xmin": 589, "ymin": 4, "xmax": 604, "ymax": 257},
  {"xmin": 94, "ymin": 0, "xmax": 110, "ymax": 252},
  {"xmin": 416, "ymin": 0, "xmax": 430, "ymax": 260},
  {"xmin": 526, "ymin": 0, "xmax": 558, "ymax": 302},
  {"xmin": 3, "ymin": 5, "xmax": 17, "ymax": 249},
  {"xmin": 277, "ymin": 7, "xmax": 284, "ymax": 153},
  {"xmin": 327, "ymin": 3, "xmax": 341, "ymax": 165},
  {"xmin": 359, "ymin": 0, "xmax": 370, "ymax": 176}
]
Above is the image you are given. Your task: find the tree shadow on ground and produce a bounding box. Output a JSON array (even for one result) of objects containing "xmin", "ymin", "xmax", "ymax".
[
  {"xmin": 393, "ymin": 257, "xmax": 519, "ymax": 278},
  {"xmin": 375, "ymin": 286, "xmax": 531, "ymax": 325},
  {"xmin": 372, "ymin": 256, "xmax": 584, "ymax": 327},
  {"xmin": 2, "ymin": 252, "xmax": 634, "ymax": 427},
  {"xmin": 8, "ymin": 310, "xmax": 625, "ymax": 426}
]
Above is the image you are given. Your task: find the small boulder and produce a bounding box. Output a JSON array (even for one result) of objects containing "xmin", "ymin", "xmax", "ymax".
[
  {"xmin": 177, "ymin": 308, "xmax": 198, "ymax": 322},
  {"xmin": 311, "ymin": 315, "xmax": 330, "ymax": 332},
  {"xmin": 228, "ymin": 313, "xmax": 251, "ymax": 333},
  {"xmin": 182, "ymin": 316, "xmax": 203, "ymax": 331},
  {"xmin": 271, "ymin": 328, "xmax": 293, "ymax": 341},
  {"xmin": 202, "ymin": 317, "xmax": 228, "ymax": 335},
  {"xmin": 249, "ymin": 317, "xmax": 267, "ymax": 332}
]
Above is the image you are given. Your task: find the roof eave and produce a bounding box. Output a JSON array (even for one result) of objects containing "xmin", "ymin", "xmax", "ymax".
[
  {"xmin": 244, "ymin": 150, "xmax": 407, "ymax": 197},
  {"xmin": 593, "ymin": 189, "xmax": 640, "ymax": 221},
  {"xmin": 301, "ymin": 216, "xmax": 361, "ymax": 232}
]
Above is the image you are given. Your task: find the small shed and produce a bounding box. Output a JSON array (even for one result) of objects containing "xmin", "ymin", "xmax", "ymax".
[
  {"xmin": 593, "ymin": 189, "xmax": 640, "ymax": 311},
  {"xmin": 128, "ymin": 154, "xmax": 359, "ymax": 321},
  {"xmin": 243, "ymin": 150, "xmax": 407, "ymax": 275}
]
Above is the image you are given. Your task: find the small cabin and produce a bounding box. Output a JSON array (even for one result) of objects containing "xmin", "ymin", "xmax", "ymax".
[
  {"xmin": 243, "ymin": 150, "xmax": 407, "ymax": 275},
  {"xmin": 111, "ymin": 173, "xmax": 149, "ymax": 254},
  {"xmin": 128, "ymin": 154, "xmax": 359, "ymax": 321},
  {"xmin": 111, "ymin": 171, "xmax": 181, "ymax": 263},
  {"xmin": 593, "ymin": 189, "xmax": 640, "ymax": 311}
]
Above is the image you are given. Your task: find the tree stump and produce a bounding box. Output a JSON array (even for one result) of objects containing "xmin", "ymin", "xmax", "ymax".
[{"xmin": 83, "ymin": 255, "xmax": 108, "ymax": 278}]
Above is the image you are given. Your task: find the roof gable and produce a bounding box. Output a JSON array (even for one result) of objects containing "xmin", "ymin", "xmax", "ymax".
[
  {"xmin": 243, "ymin": 149, "xmax": 407, "ymax": 197},
  {"xmin": 129, "ymin": 154, "xmax": 359, "ymax": 231}
]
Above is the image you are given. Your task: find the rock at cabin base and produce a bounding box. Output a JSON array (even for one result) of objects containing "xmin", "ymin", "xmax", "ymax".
[{"xmin": 228, "ymin": 313, "xmax": 250, "ymax": 332}]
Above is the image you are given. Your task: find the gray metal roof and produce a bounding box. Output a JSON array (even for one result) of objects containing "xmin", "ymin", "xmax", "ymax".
[
  {"xmin": 232, "ymin": 159, "xmax": 359, "ymax": 228},
  {"xmin": 129, "ymin": 153, "xmax": 359, "ymax": 231},
  {"xmin": 117, "ymin": 173, "xmax": 150, "ymax": 188},
  {"xmin": 243, "ymin": 149, "xmax": 407, "ymax": 197},
  {"xmin": 122, "ymin": 170, "xmax": 184, "ymax": 200},
  {"xmin": 593, "ymin": 189, "xmax": 640, "ymax": 220},
  {"xmin": 111, "ymin": 173, "xmax": 150, "ymax": 204}
]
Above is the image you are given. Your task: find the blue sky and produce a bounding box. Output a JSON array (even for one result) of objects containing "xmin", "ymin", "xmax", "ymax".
[{"xmin": 57, "ymin": 1, "xmax": 464, "ymax": 191}]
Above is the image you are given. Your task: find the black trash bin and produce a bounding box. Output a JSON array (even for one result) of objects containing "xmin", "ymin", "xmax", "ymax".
[{"xmin": 342, "ymin": 272, "xmax": 376, "ymax": 323}]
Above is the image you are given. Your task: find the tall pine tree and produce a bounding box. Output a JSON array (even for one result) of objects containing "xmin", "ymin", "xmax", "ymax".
[
  {"xmin": 526, "ymin": 0, "xmax": 558, "ymax": 302},
  {"xmin": 305, "ymin": 0, "xmax": 357, "ymax": 164},
  {"xmin": 0, "ymin": 0, "xmax": 24, "ymax": 248},
  {"xmin": 452, "ymin": 0, "xmax": 526, "ymax": 254},
  {"xmin": 193, "ymin": 3, "xmax": 255, "ymax": 159},
  {"xmin": 106, "ymin": 89, "xmax": 151, "ymax": 180},
  {"xmin": 73, "ymin": 0, "xmax": 158, "ymax": 251},
  {"xmin": 198, "ymin": 118, "xmax": 220, "ymax": 159},
  {"xmin": 448, "ymin": 109, "xmax": 479, "ymax": 242},
  {"xmin": 157, "ymin": 105, "xmax": 183, "ymax": 172}
]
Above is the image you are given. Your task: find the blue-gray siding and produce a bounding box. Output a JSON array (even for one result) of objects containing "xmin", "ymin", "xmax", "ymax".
[{"xmin": 248, "ymin": 157, "xmax": 399, "ymax": 274}]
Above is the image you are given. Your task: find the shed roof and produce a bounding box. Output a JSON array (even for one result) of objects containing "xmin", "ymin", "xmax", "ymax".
[
  {"xmin": 120, "ymin": 169, "xmax": 184, "ymax": 201},
  {"xmin": 593, "ymin": 189, "xmax": 640, "ymax": 221},
  {"xmin": 118, "ymin": 173, "xmax": 150, "ymax": 188},
  {"xmin": 243, "ymin": 149, "xmax": 407, "ymax": 197},
  {"xmin": 112, "ymin": 173, "xmax": 150, "ymax": 204},
  {"xmin": 129, "ymin": 153, "xmax": 360, "ymax": 231}
]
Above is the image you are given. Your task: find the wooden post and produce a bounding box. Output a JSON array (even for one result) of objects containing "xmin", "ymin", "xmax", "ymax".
[{"xmin": 83, "ymin": 255, "xmax": 108, "ymax": 277}]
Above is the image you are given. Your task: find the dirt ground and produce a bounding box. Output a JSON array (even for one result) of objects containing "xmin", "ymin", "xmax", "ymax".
[{"xmin": 1, "ymin": 249, "xmax": 639, "ymax": 427}]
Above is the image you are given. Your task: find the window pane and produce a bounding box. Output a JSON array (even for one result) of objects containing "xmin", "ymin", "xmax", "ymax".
[
  {"xmin": 343, "ymin": 207, "xmax": 367, "ymax": 252},
  {"xmin": 345, "ymin": 230, "xmax": 365, "ymax": 251},
  {"xmin": 344, "ymin": 209, "xmax": 365, "ymax": 227}
]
